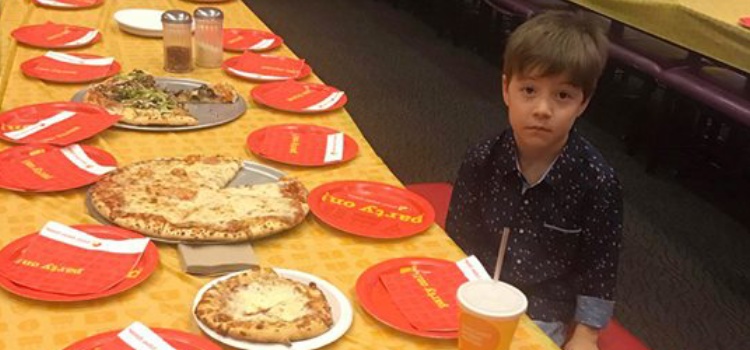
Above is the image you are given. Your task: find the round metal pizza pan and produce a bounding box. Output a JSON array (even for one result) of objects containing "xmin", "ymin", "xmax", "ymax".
[
  {"xmin": 85, "ymin": 161, "xmax": 286, "ymax": 245},
  {"xmin": 71, "ymin": 77, "xmax": 247, "ymax": 132}
]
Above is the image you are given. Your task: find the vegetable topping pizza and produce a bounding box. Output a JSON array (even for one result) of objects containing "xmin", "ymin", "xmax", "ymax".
[{"xmin": 83, "ymin": 69, "xmax": 238, "ymax": 126}]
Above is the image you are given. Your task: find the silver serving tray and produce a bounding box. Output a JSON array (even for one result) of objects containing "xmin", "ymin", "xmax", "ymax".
[
  {"xmin": 71, "ymin": 77, "xmax": 247, "ymax": 132},
  {"xmin": 86, "ymin": 161, "xmax": 285, "ymax": 245}
]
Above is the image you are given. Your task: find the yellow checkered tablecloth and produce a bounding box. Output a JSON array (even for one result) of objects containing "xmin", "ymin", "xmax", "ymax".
[
  {"xmin": 568, "ymin": 0, "xmax": 750, "ymax": 73},
  {"xmin": 0, "ymin": 1, "xmax": 559, "ymax": 349}
]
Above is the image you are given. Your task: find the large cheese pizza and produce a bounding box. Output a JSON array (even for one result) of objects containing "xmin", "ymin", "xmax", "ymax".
[
  {"xmin": 89, "ymin": 155, "xmax": 309, "ymax": 242},
  {"xmin": 83, "ymin": 69, "xmax": 238, "ymax": 126},
  {"xmin": 195, "ymin": 267, "xmax": 334, "ymax": 344}
]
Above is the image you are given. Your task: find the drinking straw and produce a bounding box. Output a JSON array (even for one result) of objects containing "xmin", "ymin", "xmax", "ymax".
[{"xmin": 493, "ymin": 227, "xmax": 510, "ymax": 281}]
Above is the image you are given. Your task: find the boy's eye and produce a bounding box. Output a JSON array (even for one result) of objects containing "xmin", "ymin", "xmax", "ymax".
[
  {"xmin": 521, "ymin": 86, "xmax": 535, "ymax": 95},
  {"xmin": 557, "ymin": 91, "xmax": 576, "ymax": 100}
]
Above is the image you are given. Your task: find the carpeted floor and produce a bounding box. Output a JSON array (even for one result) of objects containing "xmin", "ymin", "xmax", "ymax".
[{"xmin": 243, "ymin": 1, "xmax": 750, "ymax": 349}]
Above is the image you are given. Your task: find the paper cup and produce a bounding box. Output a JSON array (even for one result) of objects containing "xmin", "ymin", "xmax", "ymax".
[{"xmin": 457, "ymin": 280, "xmax": 528, "ymax": 350}]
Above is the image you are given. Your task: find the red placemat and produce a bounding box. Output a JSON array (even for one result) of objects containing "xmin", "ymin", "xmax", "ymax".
[
  {"xmin": 63, "ymin": 325, "xmax": 220, "ymax": 350},
  {"xmin": 251, "ymin": 80, "xmax": 347, "ymax": 113},
  {"xmin": 0, "ymin": 222, "xmax": 150, "ymax": 295},
  {"xmin": 0, "ymin": 144, "xmax": 116, "ymax": 192},
  {"xmin": 308, "ymin": 181, "xmax": 435, "ymax": 238},
  {"xmin": 21, "ymin": 52, "xmax": 120, "ymax": 83},
  {"xmin": 246, "ymin": 124, "xmax": 358, "ymax": 166},
  {"xmin": 223, "ymin": 28, "xmax": 283, "ymax": 52},
  {"xmin": 0, "ymin": 224, "xmax": 158, "ymax": 302},
  {"xmin": 0, "ymin": 102, "xmax": 119, "ymax": 145},
  {"xmin": 356, "ymin": 257, "xmax": 459, "ymax": 339},
  {"xmin": 33, "ymin": 0, "xmax": 104, "ymax": 9},
  {"xmin": 222, "ymin": 53, "xmax": 311, "ymax": 81},
  {"xmin": 12, "ymin": 22, "xmax": 101, "ymax": 49}
]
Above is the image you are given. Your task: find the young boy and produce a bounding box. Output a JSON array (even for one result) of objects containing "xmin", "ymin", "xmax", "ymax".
[{"xmin": 446, "ymin": 11, "xmax": 622, "ymax": 350}]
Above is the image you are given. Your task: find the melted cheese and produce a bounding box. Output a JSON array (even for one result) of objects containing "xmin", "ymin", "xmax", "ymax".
[{"xmin": 229, "ymin": 282, "xmax": 309, "ymax": 322}]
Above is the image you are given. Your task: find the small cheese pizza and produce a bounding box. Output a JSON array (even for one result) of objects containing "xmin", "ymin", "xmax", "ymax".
[
  {"xmin": 195, "ymin": 267, "xmax": 334, "ymax": 344},
  {"xmin": 90, "ymin": 155, "xmax": 309, "ymax": 242},
  {"xmin": 83, "ymin": 69, "xmax": 238, "ymax": 126}
]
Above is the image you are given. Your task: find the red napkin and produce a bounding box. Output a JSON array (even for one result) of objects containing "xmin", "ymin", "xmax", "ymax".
[
  {"xmin": 0, "ymin": 222, "xmax": 149, "ymax": 295},
  {"xmin": 379, "ymin": 256, "xmax": 491, "ymax": 331},
  {"xmin": 380, "ymin": 264, "xmax": 467, "ymax": 331},
  {"xmin": 3, "ymin": 109, "xmax": 120, "ymax": 145},
  {"xmin": 232, "ymin": 51, "xmax": 305, "ymax": 78},
  {"xmin": 95, "ymin": 322, "xmax": 177, "ymax": 350},
  {"xmin": 29, "ymin": 52, "xmax": 113, "ymax": 81},
  {"xmin": 259, "ymin": 81, "xmax": 341, "ymax": 111},
  {"xmin": 37, "ymin": 0, "xmax": 99, "ymax": 7},
  {"xmin": 259, "ymin": 128, "xmax": 342, "ymax": 164},
  {"xmin": 0, "ymin": 144, "xmax": 115, "ymax": 191}
]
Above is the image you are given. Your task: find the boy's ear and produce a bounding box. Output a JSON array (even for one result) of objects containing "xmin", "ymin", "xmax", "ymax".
[
  {"xmin": 576, "ymin": 96, "xmax": 592, "ymax": 119},
  {"xmin": 502, "ymin": 74, "xmax": 510, "ymax": 106}
]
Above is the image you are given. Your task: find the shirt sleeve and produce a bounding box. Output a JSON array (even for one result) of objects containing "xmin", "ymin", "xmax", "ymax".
[{"xmin": 575, "ymin": 172, "xmax": 623, "ymax": 327}]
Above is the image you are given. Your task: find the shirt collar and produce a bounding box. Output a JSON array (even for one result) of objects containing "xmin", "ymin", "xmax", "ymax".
[{"xmin": 495, "ymin": 128, "xmax": 584, "ymax": 189}]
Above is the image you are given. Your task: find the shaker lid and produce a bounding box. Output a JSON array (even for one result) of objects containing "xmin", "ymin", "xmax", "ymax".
[
  {"xmin": 194, "ymin": 7, "xmax": 224, "ymax": 20},
  {"xmin": 162, "ymin": 10, "xmax": 192, "ymax": 24}
]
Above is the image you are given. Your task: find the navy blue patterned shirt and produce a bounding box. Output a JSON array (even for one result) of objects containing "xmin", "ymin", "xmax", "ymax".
[{"xmin": 446, "ymin": 129, "xmax": 622, "ymax": 327}]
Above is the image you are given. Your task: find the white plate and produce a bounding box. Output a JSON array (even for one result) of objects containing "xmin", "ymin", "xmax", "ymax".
[
  {"xmin": 192, "ymin": 268, "xmax": 353, "ymax": 350},
  {"xmin": 114, "ymin": 9, "xmax": 164, "ymax": 36}
]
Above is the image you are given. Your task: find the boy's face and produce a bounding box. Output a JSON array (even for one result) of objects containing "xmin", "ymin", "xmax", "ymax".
[{"xmin": 502, "ymin": 72, "xmax": 590, "ymax": 154}]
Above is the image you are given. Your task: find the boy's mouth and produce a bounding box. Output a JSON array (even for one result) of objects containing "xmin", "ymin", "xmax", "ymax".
[{"xmin": 526, "ymin": 126, "xmax": 551, "ymax": 132}]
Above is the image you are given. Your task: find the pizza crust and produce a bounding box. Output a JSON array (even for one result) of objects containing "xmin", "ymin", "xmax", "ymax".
[{"xmin": 195, "ymin": 267, "xmax": 334, "ymax": 344}]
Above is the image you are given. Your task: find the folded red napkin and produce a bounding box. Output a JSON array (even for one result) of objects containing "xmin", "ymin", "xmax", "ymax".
[
  {"xmin": 3, "ymin": 108, "xmax": 119, "ymax": 145},
  {"xmin": 0, "ymin": 144, "xmax": 115, "ymax": 191},
  {"xmin": 30, "ymin": 51, "xmax": 113, "ymax": 81},
  {"xmin": 102, "ymin": 322, "xmax": 177, "ymax": 350},
  {"xmin": 380, "ymin": 256, "xmax": 491, "ymax": 331},
  {"xmin": 260, "ymin": 128, "xmax": 342, "ymax": 164},
  {"xmin": 259, "ymin": 81, "xmax": 341, "ymax": 111},
  {"xmin": 0, "ymin": 222, "xmax": 149, "ymax": 295},
  {"xmin": 232, "ymin": 51, "xmax": 305, "ymax": 78},
  {"xmin": 37, "ymin": 0, "xmax": 98, "ymax": 7}
]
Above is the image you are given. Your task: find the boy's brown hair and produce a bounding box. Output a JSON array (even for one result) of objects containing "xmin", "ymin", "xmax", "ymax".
[{"xmin": 503, "ymin": 11, "xmax": 608, "ymax": 100}]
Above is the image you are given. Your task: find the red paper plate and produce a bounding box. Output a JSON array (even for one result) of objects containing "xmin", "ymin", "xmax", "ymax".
[
  {"xmin": 0, "ymin": 144, "xmax": 117, "ymax": 192},
  {"xmin": 740, "ymin": 17, "xmax": 750, "ymax": 29},
  {"xmin": 0, "ymin": 102, "xmax": 119, "ymax": 145},
  {"xmin": 63, "ymin": 328, "xmax": 220, "ymax": 350},
  {"xmin": 224, "ymin": 28, "xmax": 283, "ymax": 52},
  {"xmin": 21, "ymin": 53, "xmax": 121, "ymax": 84},
  {"xmin": 356, "ymin": 257, "xmax": 458, "ymax": 339},
  {"xmin": 308, "ymin": 181, "xmax": 435, "ymax": 238},
  {"xmin": 0, "ymin": 225, "xmax": 158, "ymax": 302},
  {"xmin": 222, "ymin": 55, "xmax": 312, "ymax": 82},
  {"xmin": 33, "ymin": 0, "xmax": 104, "ymax": 9},
  {"xmin": 246, "ymin": 124, "xmax": 358, "ymax": 166},
  {"xmin": 12, "ymin": 23, "xmax": 101, "ymax": 49},
  {"xmin": 251, "ymin": 81, "xmax": 348, "ymax": 113}
]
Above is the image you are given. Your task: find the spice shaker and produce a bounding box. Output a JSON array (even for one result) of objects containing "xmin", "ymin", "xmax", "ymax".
[
  {"xmin": 194, "ymin": 7, "xmax": 224, "ymax": 68},
  {"xmin": 162, "ymin": 10, "xmax": 193, "ymax": 73}
]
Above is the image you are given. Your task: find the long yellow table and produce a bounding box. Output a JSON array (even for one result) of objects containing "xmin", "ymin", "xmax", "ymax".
[
  {"xmin": 568, "ymin": 0, "xmax": 750, "ymax": 73},
  {"xmin": 0, "ymin": 1, "xmax": 559, "ymax": 349}
]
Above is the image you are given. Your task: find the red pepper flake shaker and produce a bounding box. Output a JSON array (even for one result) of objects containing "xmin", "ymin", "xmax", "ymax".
[{"xmin": 162, "ymin": 10, "xmax": 193, "ymax": 73}]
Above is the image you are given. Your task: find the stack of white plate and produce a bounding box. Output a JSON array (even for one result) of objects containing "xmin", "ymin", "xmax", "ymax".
[{"xmin": 114, "ymin": 9, "xmax": 165, "ymax": 38}]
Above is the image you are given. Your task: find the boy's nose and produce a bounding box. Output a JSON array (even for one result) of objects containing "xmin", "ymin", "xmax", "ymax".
[{"xmin": 531, "ymin": 98, "xmax": 553, "ymax": 120}]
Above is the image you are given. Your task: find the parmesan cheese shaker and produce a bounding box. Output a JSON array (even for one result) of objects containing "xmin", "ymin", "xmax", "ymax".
[
  {"xmin": 162, "ymin": 10, "xmax": 193, "ymax": 73},
  {"xmin": 194, "ymin": 7, "xmax": 224, "ymax": 68}
]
